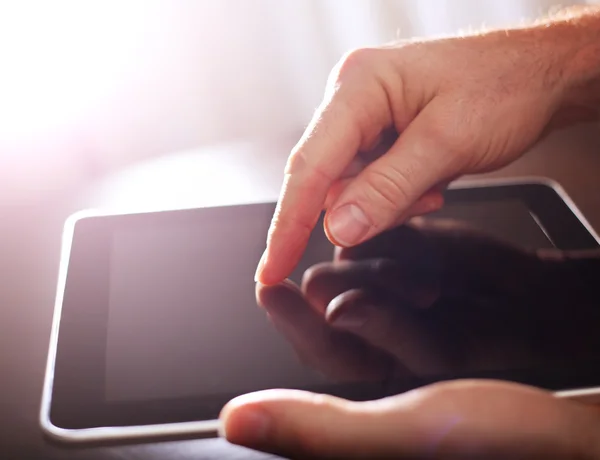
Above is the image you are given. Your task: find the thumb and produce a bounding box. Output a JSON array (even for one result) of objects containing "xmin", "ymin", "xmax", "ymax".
[
  {"xmin": 220, "ymin": 389, "xmax": 431, "ymax": 459},
  {"xmin": 325, "ymin": 103, "xmax": 460, "ymax": 247},
  {"xmin": 220, "ymin": 382, "xmax": 600, "ymax": 459}
]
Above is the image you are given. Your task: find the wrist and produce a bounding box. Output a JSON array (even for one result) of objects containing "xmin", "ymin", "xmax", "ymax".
[
  {"xmin": 474, "ymin": 7, "xmax": 600, "ymax": 113},
  {"xmin": 536, "ymin": 7, "xmax": 600, "ymax": 109}
]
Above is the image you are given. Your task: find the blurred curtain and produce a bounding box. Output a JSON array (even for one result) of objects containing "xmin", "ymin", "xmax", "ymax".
[
  {"xmin": 85, "ymin": 0, "xmax": 597, "ymax": 167},
  {"xmin": 0, "ymin": 0, "xmax": 596, "ymax": 193}
]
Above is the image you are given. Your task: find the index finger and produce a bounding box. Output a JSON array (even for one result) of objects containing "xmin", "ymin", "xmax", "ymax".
[{"xmin": 256, "ymin": 99, "xmax": 362, "ymax": 285}]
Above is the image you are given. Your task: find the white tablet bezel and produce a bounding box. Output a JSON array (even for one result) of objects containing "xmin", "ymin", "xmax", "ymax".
[{"xmin": 40, "ymin": 176, "xmax": 600, "ymax": 444}]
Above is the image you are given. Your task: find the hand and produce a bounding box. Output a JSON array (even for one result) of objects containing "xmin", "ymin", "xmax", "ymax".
[
  {"xmin": 255, "ymin": 9, "xmax": 600, "ymax": 285},
  {"xmin": 219, "ymin": 220, "xmax": 600, "ymax": 458},
  {"xmin": 258, "ymin": 219, "xmax": 600, "ymax": 381},
  {"xmin": 220, "ymin": 380, "xmax": 600, "ymax": 459}
]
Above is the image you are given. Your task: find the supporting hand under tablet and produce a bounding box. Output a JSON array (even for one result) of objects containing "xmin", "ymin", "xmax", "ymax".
[{"xmin": 220, "ymin": 379, "xmax": 600, "ymax": 459}]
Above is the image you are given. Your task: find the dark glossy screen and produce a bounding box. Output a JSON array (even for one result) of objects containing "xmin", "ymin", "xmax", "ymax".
[
  {"xmin": 102, "ymin": 196, "xmax": 600, "ymax": 408},
  {"xmin": 105, "ymin": 205, "xmax": 334, "ymax": 402}
]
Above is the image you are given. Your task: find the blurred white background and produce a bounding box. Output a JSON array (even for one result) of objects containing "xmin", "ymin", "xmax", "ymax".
[{"xmin": 0, "ymin": 0, "xmax": 596, "ymax": 200}]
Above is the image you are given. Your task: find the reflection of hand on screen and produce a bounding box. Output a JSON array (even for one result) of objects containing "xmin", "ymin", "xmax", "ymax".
[{"xmin": 257, "ymin": 218, "xmax": 600, "ymax": 382}]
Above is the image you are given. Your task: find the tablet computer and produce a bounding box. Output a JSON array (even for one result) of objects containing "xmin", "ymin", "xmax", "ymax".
[{"xmin": 40, "ymin": 177, "xmax": 600, "ymax": 444}]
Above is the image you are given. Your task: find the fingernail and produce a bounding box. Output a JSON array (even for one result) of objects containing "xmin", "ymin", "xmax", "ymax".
[
  {"xmin": 219, "ymin": 408, "xmax": 271, "ymax": 446},
  {"xmin": 254, "ymin": 249, "xmax": 267, "ymax": 282},
  {"xmin": 327, "ymin": 204, "xmax": 371, "ymax": 246}
]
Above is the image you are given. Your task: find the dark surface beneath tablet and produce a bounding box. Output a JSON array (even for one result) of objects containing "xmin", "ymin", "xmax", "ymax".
[{"xmin": 47, "ymin": 182, "xmax": 600, "ymax": 436}]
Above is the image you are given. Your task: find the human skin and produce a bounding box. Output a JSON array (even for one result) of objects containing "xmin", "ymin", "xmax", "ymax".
[
  {"xmin": 220, "ymin": 221, "xmax": 600, "ymax": 459},
  {"xmin": 255, "ymin": 6, "xmax": 600, "ymax": 287},
  {"xmin": 220, "ymin": 6, "xmax": 600, "ymax": 459}
]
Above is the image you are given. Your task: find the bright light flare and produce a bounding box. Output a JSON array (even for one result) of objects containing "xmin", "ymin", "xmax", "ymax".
[{"xmin": 0, "ymin": 1, "xmax": 152, "ymax": 143}]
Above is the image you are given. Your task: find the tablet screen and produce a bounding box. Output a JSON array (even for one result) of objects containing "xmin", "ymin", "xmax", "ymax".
[
  {"xmin": 104, "ymin": 198, "xmax": 555, "ymax": 403},
  {"xmin": 105, "ymin": 211, "xmax": 333, "ymax": 403},
  {"xmin": 427, "ymin": 199, "xmax": 554, "ymax": 249},
  {"xmin": 49, "ymin": 183, "xmax": 600, "ymax": 430}
]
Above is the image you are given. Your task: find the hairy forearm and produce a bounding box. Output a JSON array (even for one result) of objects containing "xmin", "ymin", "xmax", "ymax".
[
  {"xmin": 453, "ymin": 6, "xmax": 600, "ymax": 122},
  {"xmin": 537, "ymin": 6, "xmax": 600, "ymax": 109}
]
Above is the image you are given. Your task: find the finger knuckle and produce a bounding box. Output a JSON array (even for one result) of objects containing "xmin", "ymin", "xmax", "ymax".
[
  {"xmin": 269, "ymin": 204, "xmax": 314, "ymax": 239},
  {"xmin": 286, "ymin": 146, "xmax": 335, "ymax": 183},
  {"xmin": 362, "ymin": 166, "xmax": 413, "ymax": 214},
  {"xmin": 285, "ymin": 149, "xmax": 306, "ymax": 175},
  {"xmin": 330, "ymin": 47, "xmax": 377, "ymax": 83},
  {"xmin": 424, "ymin": 100, "xmax": 483, "ymax": 168}
]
